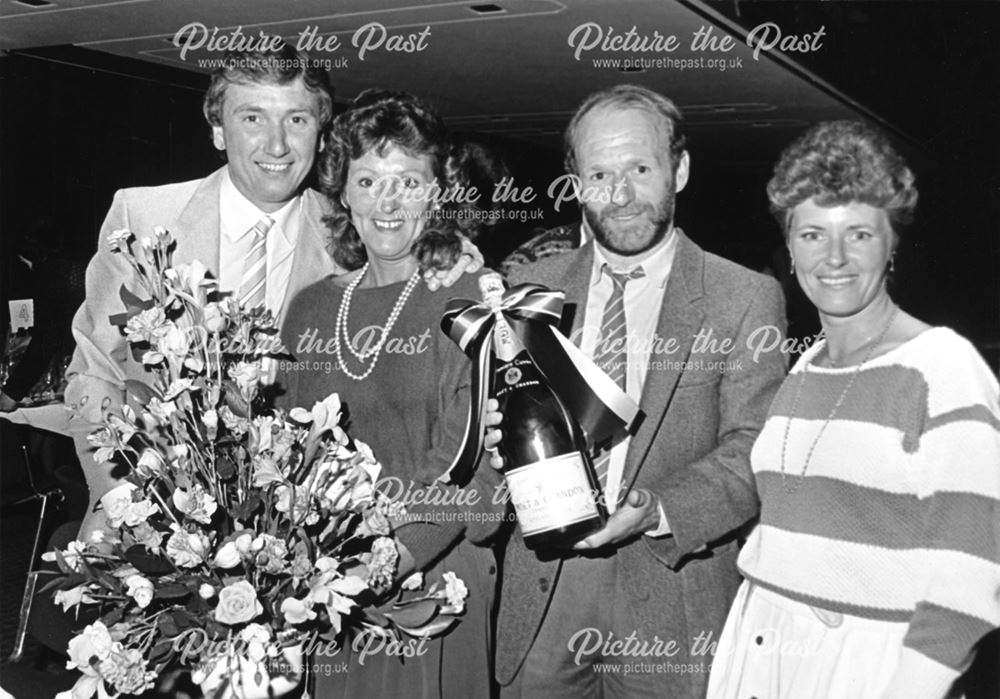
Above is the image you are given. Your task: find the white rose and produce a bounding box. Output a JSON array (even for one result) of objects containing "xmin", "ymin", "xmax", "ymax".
[
  {"xmin": 65, "ymin": 622, "xmax": 113, "ymax": 675},
  {"xmin": 100, "ymin": 483, "xmax": 137, "ymax": 528},
  {"xmin": 212, "ymin": 541, "xmax": 242, "ymax": 569},
  {"xmin": 280, "ymin": 597, "xmax": 316, "ymax": 625},
  {"xmin": 234, "ymin": 532, "xmax": 254, "ymax": 555},
  {"xmin": 125, "ymin": 575, "xmax": 154, "ymax": 609},
  {"xmin": 124, "ymin": 499, "xmax": 160, "ymax": 528},
  {"xmin": 214, "ymin": 580, "xmax": 263, "ymax": 625}
]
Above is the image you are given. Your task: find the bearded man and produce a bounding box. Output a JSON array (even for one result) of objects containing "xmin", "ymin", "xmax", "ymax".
[{"xmin": 495, "ymin": 84, "xmax": 787, "ymax": 698}]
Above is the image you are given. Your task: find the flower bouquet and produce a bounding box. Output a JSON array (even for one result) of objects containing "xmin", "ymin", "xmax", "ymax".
[{"xmin": 44, "ymin": 228, "xmax": 467, "ymax": 699}]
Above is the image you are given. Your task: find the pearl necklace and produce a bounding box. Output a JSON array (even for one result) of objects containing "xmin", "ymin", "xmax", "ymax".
[
  {"xmin": 779, "ymin": 307, "xmax": 899, "ymax": 493},
  {"xmin": 334, "ymin": 262, "xmax": 421, "ymax": 381}
]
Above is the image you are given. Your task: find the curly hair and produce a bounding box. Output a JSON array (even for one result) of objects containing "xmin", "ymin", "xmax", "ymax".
[
  {"xmin": 767, "ymin": 121, "xmax": 917, "ymax": 236},
  {"xmin": 202, "ymin": 46, "xmax": 333, "ymax": 130},
  {"xmin": 318, "ymin": 89, "xmax": 476, "ymax": 271},
  {"xmin": 564, "ymin": 84, "xmax": 687, "ymax": 175}
]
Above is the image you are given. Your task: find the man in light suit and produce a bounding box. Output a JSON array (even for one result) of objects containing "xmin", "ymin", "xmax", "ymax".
[
  {"xmin": 64, "ymin": 47, "xmax": 478, "ymax": 541},
  {"xmin": 64, "ymin": 47, "xmax": 337, "ymax": 541},
  {"xmin": 496, "ymin": 85, "xmax": 787, "ymax": 697}
]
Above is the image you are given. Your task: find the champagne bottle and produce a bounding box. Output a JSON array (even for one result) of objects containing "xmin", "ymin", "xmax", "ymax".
[{"xmin": 479, "ymin": 274, "xmax": 606, "ymax": 548}]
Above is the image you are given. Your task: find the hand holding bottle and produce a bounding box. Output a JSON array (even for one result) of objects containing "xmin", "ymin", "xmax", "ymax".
[
  {"xmin": 572, "ymin": 487, "xmax": 661, "ymax": 550},
  {"xmin": 483, "ymin": 398, "xmax": 505, "ymax": 469}
]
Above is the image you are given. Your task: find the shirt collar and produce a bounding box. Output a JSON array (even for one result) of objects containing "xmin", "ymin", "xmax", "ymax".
[
  {"xmin": 220, "ymin": 168, "xmax": 298, "ymax": 244},
  {"xmin": 590, "ymin": 227, "xmax": 679, "ymax": 290}
]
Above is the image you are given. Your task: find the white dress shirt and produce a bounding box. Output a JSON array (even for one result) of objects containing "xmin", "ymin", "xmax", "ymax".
[
  {"xmin": 579, "ymin": 228, "xmax": 678, "ymax": 535},
  {"xmin": 218, "ymin": 169, "xmax": 301, "ymax": 316}
]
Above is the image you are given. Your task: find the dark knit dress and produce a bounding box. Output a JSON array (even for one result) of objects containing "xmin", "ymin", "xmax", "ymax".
[{"xmin": 280, "ymin": 271, "xmax": 501, "ymax": 699}]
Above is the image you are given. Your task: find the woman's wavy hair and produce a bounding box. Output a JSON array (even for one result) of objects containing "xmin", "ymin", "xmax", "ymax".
[
  {"xmin": 767, "ymin": 120, "xmax": 918, "ymax": 238},
  {"xmin": 318, "ymin": 89, "xmax": 477, "ymax": 271}
]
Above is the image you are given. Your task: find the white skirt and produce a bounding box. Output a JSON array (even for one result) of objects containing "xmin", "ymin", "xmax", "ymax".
[{"xmin": 706, "ymin": 580, "xmax": 908, "ymax": 699}]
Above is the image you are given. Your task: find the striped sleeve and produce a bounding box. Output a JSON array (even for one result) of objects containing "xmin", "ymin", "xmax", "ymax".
[{"xmin": 883, "ymin": 333, "xmax": 1000, "ymax": 698}]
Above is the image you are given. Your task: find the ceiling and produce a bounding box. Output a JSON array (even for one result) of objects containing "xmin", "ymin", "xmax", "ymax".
[
  {"xmin": 3, "ymin": 0, "xmax": 996, "ymax": 350},
  {"xmin": 0, "ymin": 0, "xmax": 861, "ymax": 150}
]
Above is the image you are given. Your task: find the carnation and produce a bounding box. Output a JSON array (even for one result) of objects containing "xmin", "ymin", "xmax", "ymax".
[
  {"xmin": 365, "ymin": 537, "xmax": 399, "ymax": 589},
  {"xmin": 124, "ymin": 575, "xmax": 154, "ymax": 609},
  {"xmin": 98, "ymin": 644, "xmax": 155, "ymax": 695},
  {"xmin": 442, "ymin": 571, "xmax": 468, "ymax": 613},
  {"xmin": 166, "ymin": 527, "xmax": 210, "ymax": 568}
]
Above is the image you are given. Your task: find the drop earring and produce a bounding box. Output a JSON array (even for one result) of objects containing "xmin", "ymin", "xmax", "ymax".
[{"xmin": 889, "ymin": 256, "xmax": 896, "ymax": 273}]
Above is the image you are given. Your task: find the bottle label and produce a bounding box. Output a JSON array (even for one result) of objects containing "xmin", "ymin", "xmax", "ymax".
[{"xmin": 506, "ymin": 453, "xmax": 600, "ymax": 536}]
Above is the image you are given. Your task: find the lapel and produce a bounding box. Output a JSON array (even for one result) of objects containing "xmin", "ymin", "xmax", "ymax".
[
  {"xmin": 561, "ymin": 242, "xmax": 595, "ymax": 345},
  {"xmin": 621, "ymin": 231, "xmax": 706, "ymax": 489},
  {"xmin": 173, "ymin": 167, "xmax": 224, "ymax": 273},
  {"xmin": 279, "ymin": 188, "xmax": 335, "ymax": 324}
]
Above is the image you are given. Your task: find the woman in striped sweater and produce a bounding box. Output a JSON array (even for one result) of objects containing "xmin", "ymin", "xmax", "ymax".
[{"xmin": 707, "ymin": 121, "xmax": 1000, "ymax": 699}]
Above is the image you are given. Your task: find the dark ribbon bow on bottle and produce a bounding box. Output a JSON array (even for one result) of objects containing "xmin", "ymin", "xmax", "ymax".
[{"xmin": 439, "ymin": 282, "xmax": 643, "ymax": 486}]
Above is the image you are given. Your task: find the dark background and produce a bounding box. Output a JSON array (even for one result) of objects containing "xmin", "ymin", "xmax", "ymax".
[
  {"xmin": 0, "ymin": 2, "xmax": 997, "ymax": 694},
  {"xmin": 1, "ymin": 1, "xmax": 998, "ymax": 367}
]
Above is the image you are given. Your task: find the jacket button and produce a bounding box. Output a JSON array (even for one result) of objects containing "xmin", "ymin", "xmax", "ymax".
[
  {"xmin": 488, "ymin": 565, "xmax": 497, "ymax": 575},
  {"xmin": 538, "ymin": 578, "xmax": 549, "ymax": 593}
]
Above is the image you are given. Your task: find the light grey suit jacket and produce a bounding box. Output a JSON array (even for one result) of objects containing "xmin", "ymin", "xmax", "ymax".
[
  {"xmin": 64, "ymin": 167, "xmax": 337, "ymax": 505},
  {"xmin": 497, "ymin": 231, "xmax": 787, "ymax": 696}
]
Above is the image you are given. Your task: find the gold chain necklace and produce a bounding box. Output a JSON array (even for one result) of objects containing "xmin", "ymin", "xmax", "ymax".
[{"xmin": 779, "ymin": 307, "xmax": 899, "ymax": 494}]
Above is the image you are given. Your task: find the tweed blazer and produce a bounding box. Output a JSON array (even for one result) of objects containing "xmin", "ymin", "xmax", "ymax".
[
  {"xmin": 64, "ymin": 167, "xmax": 337, "ymax": 500},
  {"xmin": 496, "ymin": 231, "xmax": 787, "ymax": 695}
]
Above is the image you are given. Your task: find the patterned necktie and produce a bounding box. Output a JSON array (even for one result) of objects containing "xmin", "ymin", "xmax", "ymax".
[
  {"xmin": 238, "ymin": 217, "xmax": 273, "ymax": 310},
  {"xmin": 592, "ymin": 264, "xmax": 645, "ymax": 487}
]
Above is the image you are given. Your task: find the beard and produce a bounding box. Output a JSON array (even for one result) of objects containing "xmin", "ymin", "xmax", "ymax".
[{"xmin": 585, "ymin": 183, "xmax": 677, "ymax": 258}]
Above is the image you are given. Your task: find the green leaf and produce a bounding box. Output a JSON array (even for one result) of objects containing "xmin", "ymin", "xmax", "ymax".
[
  {"xmin": 169, "ymin": 608, "xmax": 198, "ymax": 630},
  {"xmin": 397, "ymin": 616, "xmax": 458, "ymax": 639},
  {"xmin": 101, "ymin": 606, "xmax": 125, "ymax": 627},
  {"xmin": 157, "ymin": 613, "xmax": 180, "ymax": 637},
  {"xmin": 232, "ymin": 494, "xmax": 262, "ymax": 521},
  {"xmin": 36, "ymin": 572, "xmax": 86, "ymax": 596},
  {"xmin": 216, "ymin": 456, "xmax": 237, "ymax": 480},
  {"xmin": 124, "ymin": 545, "xmax": 174, "ymax": 575},
  {"xmin": 125, "ymin": 379, "xmax": 163, "ymax": 405},
  {"xmin": 96, "ymin": 571, "xmax": 120, "ymax": 592},
  {"xmin": 384, "ymin": 599, "xmax": 438, "ymax": 629},
  {"xmin": 119, "ymin": 284, "xmax": 155, "ymax": 315},
  {"xmin": 154, "ymin": 583, "xmax": 189, "ymax": 600},
  {"xmin": 57, "ymin": 574, "xmax": 89, "ymax": 591},
  {"xmin": 362, "ymin": 607, "xmax": 390, "ymax": 627},
  {"xmin": 148, "ymin": 638, "xmax": 175, "ymax": 665}
]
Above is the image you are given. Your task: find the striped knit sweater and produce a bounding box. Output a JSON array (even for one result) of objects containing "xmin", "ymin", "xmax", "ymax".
[{"xmin": 738, "ymin": 326, "xmax": 1000, "ymax": 698}]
